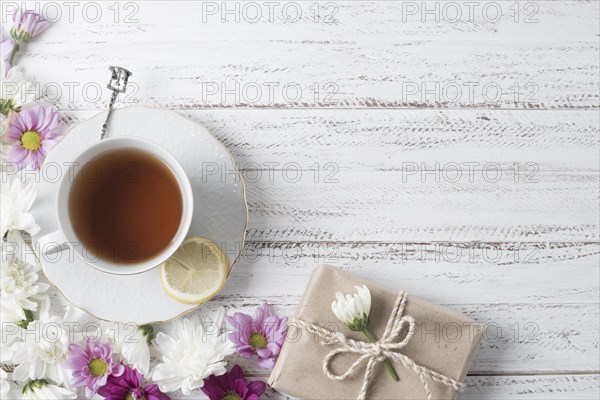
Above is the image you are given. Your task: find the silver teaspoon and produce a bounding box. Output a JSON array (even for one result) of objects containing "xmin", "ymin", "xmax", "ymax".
[{"xmin": 100, "ymin": 66, "xmax": 132, "ymax": 140}]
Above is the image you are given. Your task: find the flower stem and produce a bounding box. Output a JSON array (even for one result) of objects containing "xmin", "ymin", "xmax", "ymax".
[
  {"xmin": 362, "ymin": 328, "xmax": 399, "ymax": 382},
  {"xmin": 9, "ymin": 43, "xmax": 20, "ymax": 66}
]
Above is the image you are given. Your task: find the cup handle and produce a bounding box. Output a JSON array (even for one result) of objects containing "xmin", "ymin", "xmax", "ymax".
[{"xmin": 36, "ymin": 230, "xmax": 67, "ymax": 256}]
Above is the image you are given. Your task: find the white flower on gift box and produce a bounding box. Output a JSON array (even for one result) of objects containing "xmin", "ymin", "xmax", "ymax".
[
  {"xmin": 331, "ymin": 285, "xmax": 372, "ymax": 331},
  {"xmin": 330, "ymin": 284, "xmax": 399, "ymax": 381},
  {"xmin": 21, "ymin": 379, "xmax": 77, "ymax": 400},
  {"xmin": 12, "ymin": 299, "xmax": 86, "ymax": 387},
  {"xmin": 151, "ymin": 312, "xmax": 236, "ymax": 395},
  {"xmin": 103, "ymin": 322, "xmax": 153, "ymax": 375},
  {"xmin": 0, "ymin": 369, "xmax": 10, "ymax": 398},
  {"xmin": 0, "ymin": 172, "xmax": 40, "ymax": 237},
  {"xmin": 0, "ymin": 242, "xmax": 49, "ymax": 314}
]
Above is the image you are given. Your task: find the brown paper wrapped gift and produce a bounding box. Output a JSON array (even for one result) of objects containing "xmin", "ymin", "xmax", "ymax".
[{"xmin": 268, "ymin": 265, "xmax": 483, "ymax": 399}]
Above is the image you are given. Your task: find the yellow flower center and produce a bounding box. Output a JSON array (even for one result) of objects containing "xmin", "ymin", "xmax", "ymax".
[
  {"xmin": 223, "ymin": 394, "xmax": 241, "ymax": 400},
  {"xmin": 20, "ymin": 130, "xmax": 42, "ymax": 151},
  {"xmin": 249, "ymin": 332, "xmax": 267, "ymax": 349},
  {"xmin": 88, "ymin": 358, "xmax": 108, "ymax": 377}
]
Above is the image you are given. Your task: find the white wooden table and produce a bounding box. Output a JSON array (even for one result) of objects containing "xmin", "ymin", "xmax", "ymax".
[{"xmin": 6, "ymin": 0, "xmax": 599, "ymax": 398}]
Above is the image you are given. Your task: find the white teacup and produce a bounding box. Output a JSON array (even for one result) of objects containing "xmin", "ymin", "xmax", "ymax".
[{"xmin": 37, "ymin": 137, "xmax": 194, "ymax": 275}]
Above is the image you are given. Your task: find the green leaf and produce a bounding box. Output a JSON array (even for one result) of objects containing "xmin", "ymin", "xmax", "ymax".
[
  {"xmin": 140, "ymin": 324, "xmax": 154, "ymax": 344},
  {"xmin": 17, "ymin": 309, "xmax": 34, "ymax": 329}
]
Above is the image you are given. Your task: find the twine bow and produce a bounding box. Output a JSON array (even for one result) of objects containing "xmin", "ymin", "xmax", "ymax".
[{"xmin": 295, "ymin": 291, "xmax": 466, "ymax": 400}]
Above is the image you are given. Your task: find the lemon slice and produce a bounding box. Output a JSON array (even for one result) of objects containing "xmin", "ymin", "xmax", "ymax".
[{"xmin": 160, "ymin": 237, "xmax": 228, "ymax": 304}]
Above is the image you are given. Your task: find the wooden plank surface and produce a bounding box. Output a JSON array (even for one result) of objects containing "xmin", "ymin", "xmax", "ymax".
[
  {"xmin": 6, "ymin": 373, "xmax": 599, "ymax": 400},
  {"xmin": 241, "ymin": 170, "xmax": 599, "ymax": 242},
  {"xmin": 11, "ymin": 1, "xmax": 599, "ymax": 109},
  {"xmin": 171, "ymin": 374, "xmax": 600, "ymax": 399},
  {"xmin": 57, "ymin": 109, "xmax": 600, "ymax": 172},
  {"xmin": 2, "ymin": 0, "xmax": 599, "ymax": 399},
  {"xmin": 220, "ymin": 242, "xmax": 600, "ymax": 304},
  {"xmin": 51, "ymin": 111, "xmax": 598, "ymax": 243},
  {"xmin": 40, "ymin": 240, "xmax": 599, "ymax": 374}
]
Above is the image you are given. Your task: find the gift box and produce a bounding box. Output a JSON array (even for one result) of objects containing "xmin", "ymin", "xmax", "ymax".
[{"xmin": 268, "ymin": 265, "xmax": 483, "ymax": 399}]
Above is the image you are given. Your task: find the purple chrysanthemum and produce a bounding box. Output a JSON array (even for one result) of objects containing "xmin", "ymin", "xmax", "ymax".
[
  {"xmin": 11, "ymin": 9, "xmax": 50, "ymax": 42},
  {"xmin": 225, "ymin": 303, "xmax": 288, "ymax": 369},
  {"xmin": 65, "ymin": 340, "xmax": 125, "ymax": 398},
  {"xmin": 98, "ymin": 365, "xmax": 170, "ymax": 400},
  {"xmin": 201, "ymin": 365, "xmax": 266, "ymax": 400},
  {"xmin": 5, "ymin": 103, "xmax": 62, "ymax": 170}
]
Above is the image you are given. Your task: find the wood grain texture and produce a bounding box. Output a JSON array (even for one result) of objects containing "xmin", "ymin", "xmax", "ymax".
[
  {"xmin": 44, "ymin": 109, "xmax": 600, "ymax": 243},
  {"xmin": 242, "ymin": 171, "xmax": 599, "ymax": 242},
  {"xmin": 461, "ymin": 374, "xmax": 600, "ymax": 400},
  {"xmin": 171, "ymin": 374, "xmax": 600, "ymax": 399},
  {"xmin": 4, "ymin": 373, "xmax": 598, "ymax": 400},
  {"xmin": 12, "ymin": 1, "xmax": 600, "ymax": 109},
  {"xmin": 2, "ymin": 0, "xmax": 599, "ymax": 398},
  {"xmin": 221, "ymin": 241, "xmax": 600, "ymax": 304},
  {"xmin": 42, "ymin": 111, "xmax": 600, "ymax": 243},
  {"xmin": 57, "ymin": 109, "xmax": 600, "ymax": 172},
  {"xmin": 30, "ymin": 236, "xmax": 599, "ymax": 376}
]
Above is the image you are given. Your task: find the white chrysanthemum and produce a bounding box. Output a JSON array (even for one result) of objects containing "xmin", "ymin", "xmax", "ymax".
[
  {"xmin": 151, "ymin": 312, "xmax": 235, "ymax": 395},
  {"xmin": 0, "ymin": 295, "xmax": 26, "ymax": 324},
  {"xmin": 0, "ymin": 172, "xmax": 40, "ymax": 237},
  {"xmin": 0, "ymin": 369, "xmax": 10, "ymax": 398},
  {"xmin": 1, "ymin": 242, "xmax": 49, "ymax": 312},
  {"xmin": 1, "ymin": 68, "xmax": 39, "ymax": 112},
  {"xmin": 103, "ymin": 322, "xmax": 152, "ymax": 375},
  {"xmin": 0, "ymin": 137, "xmax": 10, "ymax": 166},
  {"xmin": 331, "ymin": 285, "xmax": 372, "ymax": 330},
  {"xmin": 0, "ymin": 297, "xmax": 24, "ymax": 368},
  {"xmin": 11, "ymin": 299, "xmax": 86, "ymax": 387},
  {"xmin": 0, "ymin": 296, "xmax": 25, "ymax": 366},
  {"xmin": 21, "ymin": 379, "xmax": 77, "ymax": 400}
]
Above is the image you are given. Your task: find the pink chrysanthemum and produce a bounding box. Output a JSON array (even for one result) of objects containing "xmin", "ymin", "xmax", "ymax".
[
  {"xmin": 225, "ymin": 303, "xmax": 288, "ymax": 369},
  {"xmin": 201, "ymin": 364, "xmax": 266, "ymax": 400},
  {"xmin": 65, "ymin": 340, "xmax": 124, "ymax": 398},
  {"xmin": 98, "ymin": 365, "xmax": 170, "ymax": 400},
  {"xmin": 11, "ymin": 9, "xmax": 50, "ymax": 42},
  {"xmin": 5, "ymin": 103, "xmax": 62, "ymax": 170}
]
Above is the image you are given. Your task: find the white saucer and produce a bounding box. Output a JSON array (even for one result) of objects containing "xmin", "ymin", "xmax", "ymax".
[{"xmin": 31, "ymin": 106, "xmax": 248, "ymax": 324}]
